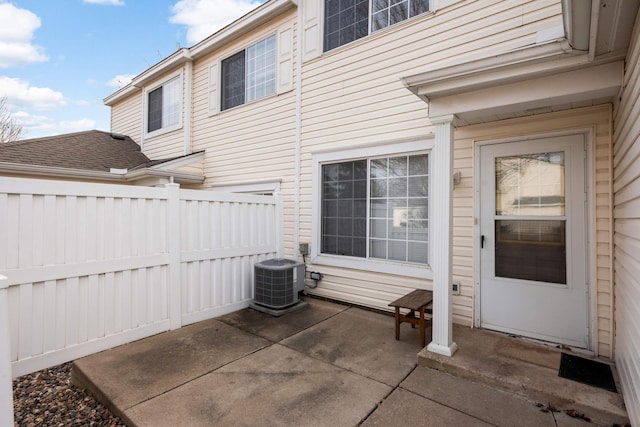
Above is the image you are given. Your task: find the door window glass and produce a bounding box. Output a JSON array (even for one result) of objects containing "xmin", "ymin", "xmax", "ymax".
[{"xmin": 496, "ymin": 152, "xmax": 564, "ymax": 216}]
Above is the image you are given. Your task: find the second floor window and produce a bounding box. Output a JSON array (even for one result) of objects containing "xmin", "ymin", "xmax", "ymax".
[
  {"xmin": 221, "ymin": 34, "xmax": 277, "ymax": 111},
  {"xmin": 324, "ymin": 0, "xmax": 430, "ymax": 52},
  {"xmin": 147, "ymin": 77, "xmax": 180, "ymax": 133}
]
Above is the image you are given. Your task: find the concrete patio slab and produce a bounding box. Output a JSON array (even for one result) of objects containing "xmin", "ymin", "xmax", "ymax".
[
  {"xmin": 418, "ymin": 324, "xmax": 629, "ymax": 426},
  {"xmin": 361, "ymin": 388, "xmax": 491, "ymax": 427},
  {"xmin": 218, "ymin": 297, "xmax": 348, "ymax": 342},
  {"xmin": 72, "ymin": 318, "xmax": 270, "ymax": 411},
  {"xmin": 401, "ymin": 366, "xmax": 557, "ymax": 426},
  {"xmin": 72, "ymin": 297, "xmax": 625, "ymax": 426},
  {"xmin": 124, "ymin": 344, "xmax": 392, "ymax": 427},
  {"xmin": 281, "ymin": 307, "xmax": 422, "ymax": 386}
]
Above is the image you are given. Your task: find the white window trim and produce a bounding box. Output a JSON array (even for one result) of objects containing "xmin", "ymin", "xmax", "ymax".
[
  {"xmin": 143, "ymin": 70, "xmax": 183, "ymax": 139},
  {"xmin": 209, "ymin": 25, "xmax": 294, "ymax": 116},
  {"xmin": 217, "ymin": 32, "xmax": 280, "ymax": 112},
  {"xmin": 311, "ymin": 139, "xmax": 434, "ymax": 279},
  {"xmin": 209, "ymin": 178, "xmax": 282, "ymax": 195},
  {"xmin": 320, "ymin": 0, "xmax": 436, "ymax": 54}
]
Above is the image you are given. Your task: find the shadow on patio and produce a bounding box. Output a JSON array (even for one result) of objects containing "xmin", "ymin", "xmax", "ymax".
[{"xmin": 71, "ymin": 297, "xmax": 629, "ymax": 426}]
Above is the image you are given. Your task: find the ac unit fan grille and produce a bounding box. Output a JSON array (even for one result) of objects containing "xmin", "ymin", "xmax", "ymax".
[{"xmin": 254, "ymin": 266, "xmax": 295, "ymax": 308}]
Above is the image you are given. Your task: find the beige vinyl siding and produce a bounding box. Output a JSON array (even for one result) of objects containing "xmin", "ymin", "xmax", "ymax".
[
  {"xmin": 612, "ymin": 10, "xmax": 640, "ymax": 424},
  {"xmin": 141, "ymin": 68, "xmax": 188, "ymax": 159},
  {"xmin": 456, "ymin": 105, "xmax": 614, "ymax": 357},
  {"xmin": 299, "ymin": 0, "xmax": 563, "ymax": 314},
  {"xmin": 110, "ymin": 91, "xmax": 142, "ymax": 144},
  {"xmin": 190, "ymin": 10, "xmax": 298, "ymax": 257}
]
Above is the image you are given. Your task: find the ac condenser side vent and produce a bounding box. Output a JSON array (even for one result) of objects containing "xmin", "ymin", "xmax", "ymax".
[{"xmin": 254, "ymin": 258, "xmax": 305, "ymax": 310}]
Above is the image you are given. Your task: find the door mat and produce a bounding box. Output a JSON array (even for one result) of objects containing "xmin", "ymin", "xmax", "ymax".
[{"xmin": 558, "ymin": 353, "xmax": 617, "ymax": 393}]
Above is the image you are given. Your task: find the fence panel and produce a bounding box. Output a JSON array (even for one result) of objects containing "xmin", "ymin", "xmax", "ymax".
[
  {"xmin": 0, "ymin": 179, "xmax": 171, "ymax": 377},
  {"xmin": 179, "ymin": 190, "xmax": 280, "ymax": 325},
  {"xmin": 0, "ymin": 178, "xmax": 280, "ymax": 377}
]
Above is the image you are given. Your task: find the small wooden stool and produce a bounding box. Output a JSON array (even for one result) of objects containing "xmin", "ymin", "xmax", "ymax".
[{"xmin": 388, "ymin": 289, "xmax": 433, "ymax": 347}]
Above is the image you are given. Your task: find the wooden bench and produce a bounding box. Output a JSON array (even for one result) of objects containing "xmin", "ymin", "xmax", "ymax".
[{"xmin": 388, "ymin": 289, "xmax": 433, "ymax": 347}]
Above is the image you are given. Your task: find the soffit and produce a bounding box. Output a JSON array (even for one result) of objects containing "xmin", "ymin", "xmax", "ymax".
[{"xmin": 592, "ymin": 0, "xmax": 640, "ymax": 58}]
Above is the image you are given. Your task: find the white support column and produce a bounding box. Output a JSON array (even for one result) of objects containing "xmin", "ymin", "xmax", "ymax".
[
  {"xmin": 427, "ymin": 115, "xmax": 458, "ymax": 357},
  {"xmin": 166, "ymin": 183, "xmax": 182, "ymax": 330},
  {"xmin": 0, "ymin": 275, "xmax": 14, "ymax": 427}
]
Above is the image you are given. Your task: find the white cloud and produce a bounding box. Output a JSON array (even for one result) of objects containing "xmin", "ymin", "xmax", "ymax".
[
  {"xmin": 170, "ymin": 0, "xmax": 263, "ymax": 45},
  {"xmin": 82, "ymin": 0, "xmax": 125, "ymax": 5},
  {"xmin": 0, "ymin": 3, "xmax": 47, "ymax": 68},
  {"xmin": 12, "ymin": 111, "xmax": 97, "ymax": 138},
  {"xmin": 0, "ymin": 76, "xmax": 66, "ymax": 111},
  {"xmin": 107, "ymin": 74, "xmax": 135, "ymax": 88}
]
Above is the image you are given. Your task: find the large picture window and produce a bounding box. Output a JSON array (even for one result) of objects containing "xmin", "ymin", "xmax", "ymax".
[
  {"xmin": 221, "ymin": 34, "xmax": 276, "ymax": 111},
  {"xmin": 324, "ymin": 0, "xmax": 430, "ymax": 52},
  {"xmin": 147, "ymin": 77, "xmax": 181, "ymax": 134},
  {"xmin": 321, "ymin": 153, "xmax": 429, "ymax": 265}
]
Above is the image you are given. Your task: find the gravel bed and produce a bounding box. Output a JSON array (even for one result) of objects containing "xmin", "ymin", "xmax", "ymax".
[{"xmin": 12, "ymin": 362, "xmax": 125, "ymax": 427}]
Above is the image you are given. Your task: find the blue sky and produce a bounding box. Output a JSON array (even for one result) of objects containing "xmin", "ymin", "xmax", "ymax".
[{"xmin": 0, "ymin": 0, "xmax": 263, "ymax": 139}]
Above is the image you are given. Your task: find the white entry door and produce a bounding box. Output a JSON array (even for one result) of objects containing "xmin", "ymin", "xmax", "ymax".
[{"xmin": 479, "ymin": 135, "xmax": 589, "ymax": 348}]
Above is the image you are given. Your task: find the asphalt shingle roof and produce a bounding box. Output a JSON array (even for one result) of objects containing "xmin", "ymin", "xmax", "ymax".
[{"xmin": 0, "ymin": 130, "xmax": 152, "ymax": 173}]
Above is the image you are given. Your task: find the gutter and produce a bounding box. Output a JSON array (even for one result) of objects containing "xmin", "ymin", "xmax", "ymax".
[
  {"xmin": 189, "ymin": 0, "xmax": 296, "ymax": 59},
  {"xmin": 104, "ymin": 49, "xmax": 192, "ymax": 106},
  {"xmin": 104, "ymin": 0, "xmax": 297, "ymax": 107},
  {"xmin": 0, "ymin": 162, "xmax": 204, "ymax": 185}
]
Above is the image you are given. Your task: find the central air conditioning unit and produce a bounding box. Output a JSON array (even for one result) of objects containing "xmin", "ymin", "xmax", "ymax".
[{"xmin": 251, "ymin": 258, "xmax": 307, "ymax": 316}]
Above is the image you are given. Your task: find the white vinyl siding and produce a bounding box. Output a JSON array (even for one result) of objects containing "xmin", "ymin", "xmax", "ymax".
[
  {"xmin": 141, "ymin": 71, "xmax": 188, "ymax": 159},
  {"xmin": 613, "ymin": 13, "xmax": 640, "ymax": 425},
  {"xmin": 299, "ymin": 0, "xmax": 563, "ymax": 312},
  {"xmin": 192, "ymin": 10, "xmax": 298, "ymax": 256},
  {"xmin": 110, "ymin": 92, "xmax": 142, "ymax": 144}
]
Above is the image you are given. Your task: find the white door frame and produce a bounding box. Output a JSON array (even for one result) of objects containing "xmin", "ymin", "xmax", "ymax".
[{"xmin": 473, "ymin": 129, "xmax": 597, "ymax": 352}]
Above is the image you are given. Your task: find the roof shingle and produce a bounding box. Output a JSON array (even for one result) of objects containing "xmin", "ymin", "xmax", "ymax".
[{"xmin": 0, "ymin": 130, "xmax": 151, "ymax": 173}]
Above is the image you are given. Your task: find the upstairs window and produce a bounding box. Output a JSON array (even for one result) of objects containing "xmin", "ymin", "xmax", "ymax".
[
  {"xmin": 221, "ymin": 34, "xmax": 277, "ymax": 111},
  {"xmin": 324, "ymin": 0, "xmax": 430, "ymax": 52},
  {"xmin": 147, "ymin": 77, "xmax": 181, "ymax": 134}
]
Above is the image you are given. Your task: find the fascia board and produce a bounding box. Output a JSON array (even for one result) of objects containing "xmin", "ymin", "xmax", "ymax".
[
  {"xmin": 104, "ymin": 0, "xmax": 296, "ymax": 106},
  {"xmin": 0, "ymin": 162, "xmax": 127, "ymax": 181},
  {"xmin": 402, "ymin": 41, "xmax": 575, "ymax": 101},
  {"xmin": 103, "ymin": 84, "xmax": 140, "ymax": 106},
  {"xmin": 148, "ymin": 151, "xmax": 205, "ymax": 171},
  {"xmin": 428, "ymin": 60, "xmax": 623, "ymax": 119},
  {"xmin": 104, "ymin": 49, "xmax": 192, "ymax": 106},
  {"xmin": 124, "ymin": 168, "xmax": 205, "ymax": 184},
  {"xmin": 189, "ymin": 0, "xmax": 297, "ymax": 60}
]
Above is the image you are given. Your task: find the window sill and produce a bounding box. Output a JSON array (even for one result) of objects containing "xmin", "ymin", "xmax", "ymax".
[
  {"xmin": 311, "ymin": 254, "xmax": 432, "ymax": 280},
  {"xmin": 144, "ymin": 123, "xmax": 182, "ymax": 139},
  {"xmin": 214, "ymin": 92, "xmax": 280, "ymax": 117},
  {"xmin": 321, "ymin": 11, "xmax": 436, "ymax": 57}
]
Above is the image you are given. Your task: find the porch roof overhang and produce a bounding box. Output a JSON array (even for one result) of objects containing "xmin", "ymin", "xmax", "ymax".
[
  {"xmin": 401, "ymin": 0, "xmax": 638, "ymax": 125},
  {"xmin": 401, "ymin": 42, "xmax": 623, "ymax": 126}
]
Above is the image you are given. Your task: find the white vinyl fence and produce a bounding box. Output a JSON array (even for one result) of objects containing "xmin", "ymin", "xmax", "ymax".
[{"xmin": 0, "ymin": 177, "xmax": 282, "ymax": 378}]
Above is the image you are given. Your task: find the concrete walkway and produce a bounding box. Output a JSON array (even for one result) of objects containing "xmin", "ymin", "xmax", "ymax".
[{"xmin": 72, "ymin": 297, "xmax": 626, "ymax": 426}]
